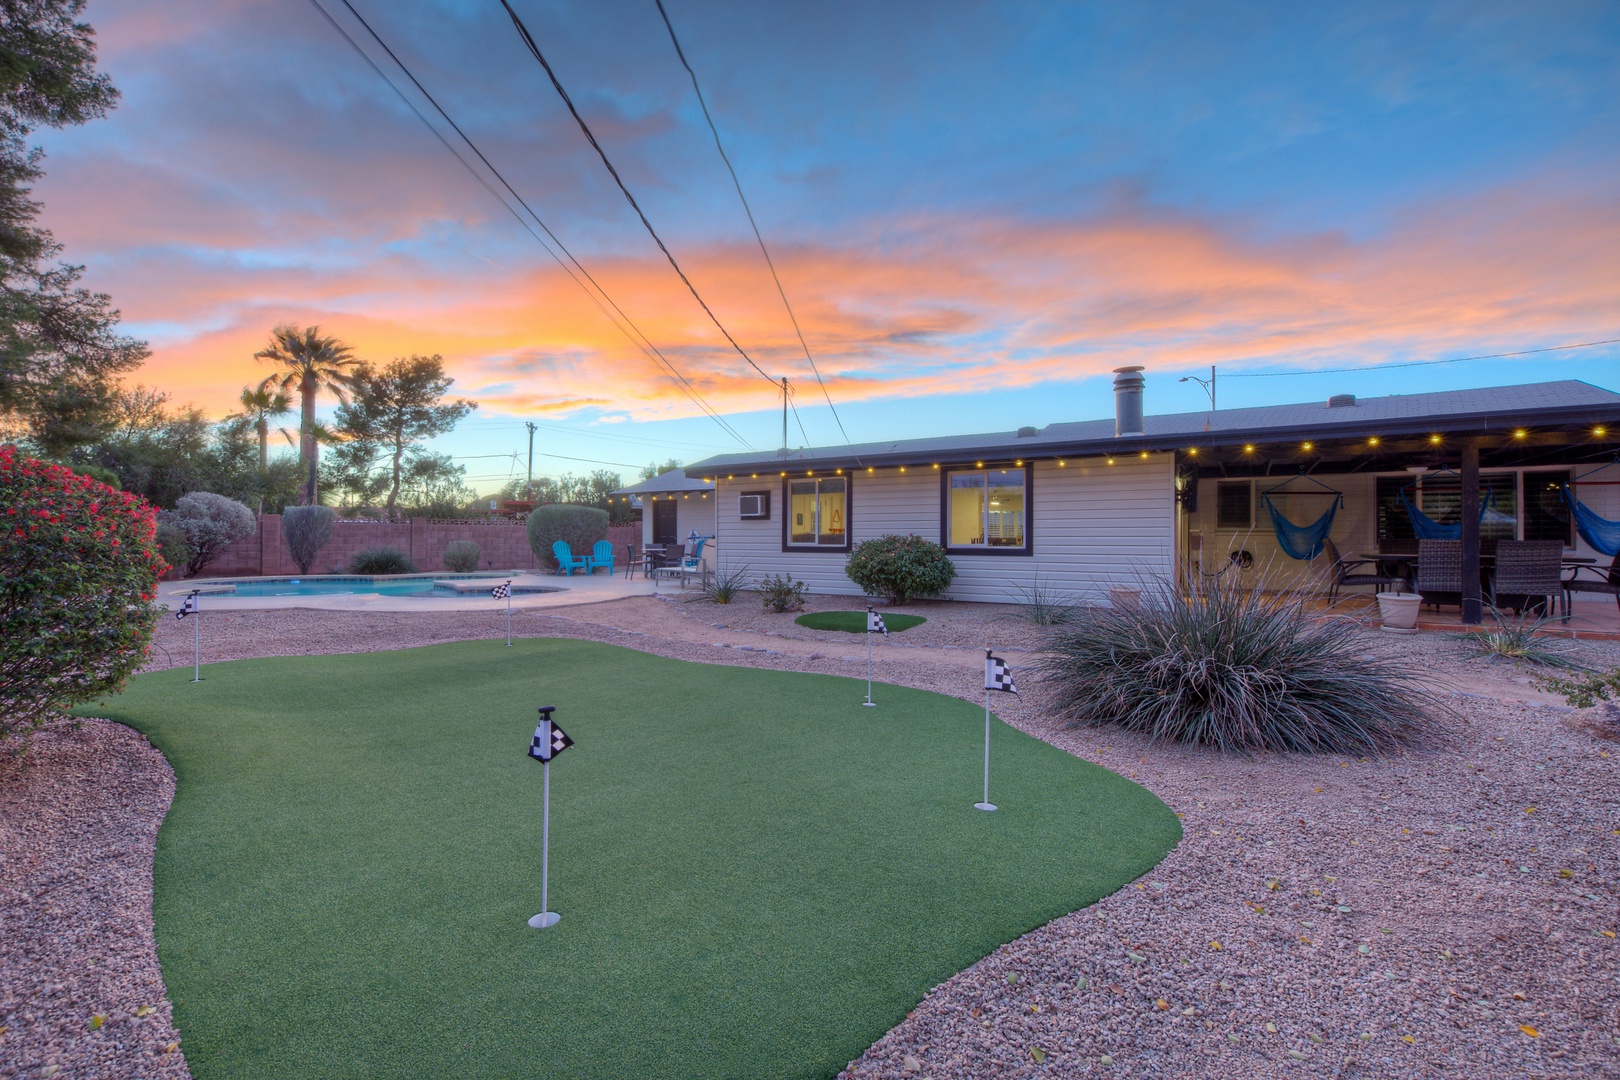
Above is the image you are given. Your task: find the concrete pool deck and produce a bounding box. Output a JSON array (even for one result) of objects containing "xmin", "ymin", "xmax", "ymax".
[{"xmin": 158, "ymin": 570, "xmax": 673, "ymax": 613}]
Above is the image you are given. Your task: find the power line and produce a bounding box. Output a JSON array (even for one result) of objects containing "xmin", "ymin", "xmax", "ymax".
[
  {"xmin": 497, "ymin": 0, "xmax": 780, "ymax": 389},
  {"xmin": 654, "ymin": 0, "xmax": 857, "ymax": 452},
  {"xmin": 309, "ymin": 0, "xmax": 754, "ymax": 450},
  {"xmin": 1225, "ymin": 338, "xmax": 1620, "ymax": 378}
]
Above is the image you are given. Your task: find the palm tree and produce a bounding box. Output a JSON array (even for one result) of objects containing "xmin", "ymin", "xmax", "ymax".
[
  {"xmin": 254, "ymin": 325, "xmax": 362, "ymax": 505},
  {"xmin": 228, "ymin": 384, "xmax": 293, "ymax": 473}
]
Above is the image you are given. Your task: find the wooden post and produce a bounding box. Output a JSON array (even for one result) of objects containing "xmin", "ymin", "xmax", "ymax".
[{"xmin": 1460, "ymin": 440, "xmax": 1482, "ymax": 625}]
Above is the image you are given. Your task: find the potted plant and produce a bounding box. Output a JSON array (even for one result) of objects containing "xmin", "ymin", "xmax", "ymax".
[{"xmin": 1376, "ymin": 591, "xmax": 1422, "ymax": 634}]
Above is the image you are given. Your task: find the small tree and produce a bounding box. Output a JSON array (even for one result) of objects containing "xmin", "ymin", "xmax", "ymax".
[
  {"xmin": 281, "ymin": 504, "xmax": 335, "ymax": 574},
  {"xmin": 163, "ymin": 491, "xmax": 255, "ymax": 576},
  {"xmin": 443, "ymin": 539, "xmax": 480, "ymax": 572},
  {"xmin": 1, "ymin": 446, "xmax": 164, "ymax": 752},
  {"xmin": 331, "ymin": 355, "xmax": 476, "ymax": 516},
  {"xmin": 845, "ymin": 534, "xmax": 956, "ymax": 604},
  {"xmin": 526, "ymin": 504, "xmax": 608, "ymax": 570}
]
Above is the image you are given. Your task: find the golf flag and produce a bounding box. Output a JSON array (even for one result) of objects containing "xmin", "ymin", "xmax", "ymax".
[
  {"xmin": 867, "ymin": 606, "xmax": 888, "ymax": 635},
  {"xmin": 986, "ymin": 653, "xmax": 1018, "ymax": 695},
  {"xmin": 176, "ymin": 591, "xmax": 199, "ymax": 620},
  {"xmin": 492, "ymin": 580, "xmax": 512, "ymax": 600},
  {"xmin": 529, "ymin": 707, "xmax": 573, "ymax": 762}
]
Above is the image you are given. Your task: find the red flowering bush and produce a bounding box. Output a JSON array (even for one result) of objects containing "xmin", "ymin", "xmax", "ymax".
[{"xmin": 1, "ymin": 444, "xmax": 166, "ymax": 752}]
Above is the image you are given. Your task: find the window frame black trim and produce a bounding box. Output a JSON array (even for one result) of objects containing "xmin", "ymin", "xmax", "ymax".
[
  {"xmin": 938, "ymin": 461, "xmax": 1034, "ymax": 556},
  {"xmin": 781, "ymin": 476, "xmax": 853, "ymax": 553}
]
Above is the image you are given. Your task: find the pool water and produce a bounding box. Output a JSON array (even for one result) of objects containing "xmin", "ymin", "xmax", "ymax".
[{"xmin": 216, "ymin": 574, "xmax": 510, "ymax": 598}]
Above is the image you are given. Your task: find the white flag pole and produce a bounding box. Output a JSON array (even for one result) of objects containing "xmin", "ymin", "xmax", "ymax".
[
  {"xmin": 505, "ymin": 588, "xmax": 512, "ymax": 647},
  {"xmin": 192, "ymin": 592, "xmax": 201, "ymax": 683},
  {"xmin": 976, "ymin": 648, "xmax": 996, "ymax": 811},
  {"xmin": 529, "ymin": 757, "xmax": 559, "ymax": 928},
  {"xmin": 864, "ymin": 624, "xmax": 875, "ymax": 706}
]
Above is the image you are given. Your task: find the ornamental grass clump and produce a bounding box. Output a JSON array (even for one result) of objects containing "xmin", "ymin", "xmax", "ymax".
[
  {"xmin": 347, "ymin": 546, "xmax": 417, "ymax": 574},
  {"xmin": 1, "ymin": 446, "xmax": 165, "ymax": 752},
  {"xmin": 1037, "ymin": 574, "xmax": 1428, "ymax": 754}
]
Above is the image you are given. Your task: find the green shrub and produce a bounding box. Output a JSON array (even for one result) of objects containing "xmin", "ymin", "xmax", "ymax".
[
  {"xmin": 155, "ymin": 522, "xmax": 191, "ymax": 573},
  {"xmin": 1037, "ymin": 573, "xmax": 1428, "ymax": 754},
  {"xmin": 163, "ymin": 491, "xmax": 256, "ymax": 577},
  {"xmin": 845, "ymin": 534, "xmax": 956, "ymax": 605},
  {"xmin": 526, "ymin": 504, "xmax": 608, "ymax": 571},
  {"xmin": 1, "ymin": 446, "xmax": 165, "ymax": 752},
  {"xmin": 443, "ymin": 539, "xmax": 481, "ymax": 573},
  {"xmin": 1532, "ymin": 667, "xmax": 1620, "ymax": 710},
  {"xmin": 348, "ymin": 547, "xmax": 418, "ymax": 574},
  {"xmin": 759, "ymin": 572, "xmax": 807, "ymax": 613},
  {"xmin": 281, "ymin": 505, "xmax": 336, "ymax": 575}
]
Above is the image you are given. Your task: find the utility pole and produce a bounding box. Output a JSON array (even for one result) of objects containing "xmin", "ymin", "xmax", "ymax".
[{"xmin": 525, "ymin": 421, "xmax": 537, "ymax": 499}]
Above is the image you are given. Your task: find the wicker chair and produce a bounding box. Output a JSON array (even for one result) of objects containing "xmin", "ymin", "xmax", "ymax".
[
  {"xmin": 1489, "ymin": 540, "xmax": 1564, "ymax": 616},
  {"xmin": 1415, "ymin": 539, "xmax": 1462, "ymax": 611},
  {"xmin": 1321, "ymin": 537, "xmax": 1407, "ymax": 604},
  {"xmin": 1563, "ymin": 550, "xmax": 1620, "ymax": 621}
]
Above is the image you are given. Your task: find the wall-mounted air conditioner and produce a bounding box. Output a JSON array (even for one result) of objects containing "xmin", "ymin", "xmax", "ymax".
[{"xmin": 739, "ymin": 491, "xmax": 771, "ymax": 519}]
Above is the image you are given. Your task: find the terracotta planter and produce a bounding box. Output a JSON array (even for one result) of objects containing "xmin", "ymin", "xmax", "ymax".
[{"xmin": 1376, "ymin": 591, "xmax": 1421, "ymax": 634}]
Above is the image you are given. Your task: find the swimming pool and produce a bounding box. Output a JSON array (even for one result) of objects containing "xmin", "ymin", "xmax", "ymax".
[{"xmin": 202, "ymin": 574, "xmax": 518, "ymax": 598}]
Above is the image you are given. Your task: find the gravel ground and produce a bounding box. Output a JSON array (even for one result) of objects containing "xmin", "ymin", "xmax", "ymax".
[{"xmin": 3, "ymin": 598, "xmax": 1617, "ymax": 1079}]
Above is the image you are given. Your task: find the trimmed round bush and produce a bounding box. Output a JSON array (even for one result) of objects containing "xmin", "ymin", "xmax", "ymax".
[
  {"xmin": 526, "ymin": 504, "xmax": 608, "ymax": 571},
  {"xmin": 281, "ymin": 505, "xmax": 336, "ymax": 575},
  {"xmin": 443, "ymin": 539, "xmax": 481, "ymax": 573},
  {"xmin": 1, "ymin": 446, "xmax": 165, "ymax": 751},
  {"xmin": 1037, "ymin": 574, "xmax": 1429, "ymax": 754},
  {"xmin": 844, "ymin": 534, "xmax": 956, "ymax": 604},
  {"xmin": 163, "ymin": 491, "xmax": 256, "ymax": 577},
  {"xmin": 348, "ymin": 547, "xmax": 418, "ymax": 575}
]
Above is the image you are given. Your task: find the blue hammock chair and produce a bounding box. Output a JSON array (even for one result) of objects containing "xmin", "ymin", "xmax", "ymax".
[
  {"xmin": 1398, "ymin": 486, "xmax": 1495, "ymax": 540},
  {"xmin": 1562, "ymin": 479, "xmax": 1620, "ymax": 557},
  {"xmin": 1259, "ymin": 474, "xmax": 1343, "ymax": 560}
]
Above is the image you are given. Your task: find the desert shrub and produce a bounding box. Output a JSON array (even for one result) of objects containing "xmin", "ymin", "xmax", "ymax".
[
  {"xmin": 1009, "ymin": 571, "xmax": 1078, "ymax": 625},
  {"xmin": 759, "ymin": 572, "xmax": 807, "ymax": 613},
  {"xmin": 155, "ymin": 522, "xmax": 191, "ymax": 572},
  {"xmin": 163, "ymin": 491, "xmax": 255, "ymax": 577},
  {"xmin": 1, "ymin": 447, "xmax": 165, "ymax": 752},
  {"xmin": 348, "ymin": 547, "xmax": 418, "ymax": 574},
  {"xmin": 1459, "ymin": 606, "xmax": 1581, "ymax": 667},
  {"xmin": 442, "ymin": 539, "xmax": 481, "ymax": 573},
  {"xmin": 281, "ymin": 505, "xmax": 336, "ymax": 575},
  {"xmin": 844, "ymin": 534, "xmax": 956, "ymax": 604},
  {"xmin": 687, "ymin": 564, "xmax": 751, "ymax": 605},
  {"xmin": 526, "ymin": 504, "xmax": 608, "ymax": 571},
  {"xmin": 1532, "ymin": 667, "xmax": 1620, "ymax": 710},
  {"xmin": 1037, "ymin": 573, "xmax": 1428, "ymax": 754}
]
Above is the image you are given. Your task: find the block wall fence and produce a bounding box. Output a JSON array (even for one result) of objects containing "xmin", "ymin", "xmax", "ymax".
[{"xmin": 178, "ymin": 517, "xmax": 641, "ymax": 579}]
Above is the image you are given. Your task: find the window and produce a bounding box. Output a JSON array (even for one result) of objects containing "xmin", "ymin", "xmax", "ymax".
[
  {"xmin": 943, "ymin": 466, "xmax": 1030, "ymax": 553},
  {"xmin": 1216, "ymin": 481, "xmax": 1252, "ymax": 529},
  {"xmin": 1523, "ymin": 469, "xmax": 1574, "ymax": 545},
  {"xmin": 784, "ymin": 477, "xmax": 848, "ymax": 550},
  {"xmin": 1376, "ymin": 472, "xmax": 1518, "ymax": 542}
]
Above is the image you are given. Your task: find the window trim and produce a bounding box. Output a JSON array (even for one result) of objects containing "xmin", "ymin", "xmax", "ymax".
[
  {"xmin": 781, "ymin": 476, "xmax": 853, "ymax": 552},
  {"xmin": 938, "ymin": 462, "xmax": 1034, "ymax": 556}
]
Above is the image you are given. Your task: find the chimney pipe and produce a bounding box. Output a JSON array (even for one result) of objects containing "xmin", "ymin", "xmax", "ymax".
[{"xmin": 1113, "ymin": 366, "xmax": 1145, "ymax": 437}]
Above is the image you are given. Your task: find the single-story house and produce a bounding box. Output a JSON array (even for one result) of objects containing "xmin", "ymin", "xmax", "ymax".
[
  {"xmin": 609, "ymin": 470, "xmax": 717, "ymax": 571},
  {"xmin": 685, "ymin": 372, "xmax": 1620, "ymax": 616}
]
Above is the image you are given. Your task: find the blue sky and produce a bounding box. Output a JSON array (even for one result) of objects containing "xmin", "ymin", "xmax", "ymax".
[{"xmin": 32, "ymin": 0, "xmax": 1620, "ymax": 488}]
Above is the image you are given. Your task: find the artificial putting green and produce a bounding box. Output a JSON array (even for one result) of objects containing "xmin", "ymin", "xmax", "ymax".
[
  {"xmin": 795, "ymin": 610, "xmax": 928, "ymax": 633},
  {"xmin": 86, "ymin": 639, "xmax": 1179, "ymax": 1080}
]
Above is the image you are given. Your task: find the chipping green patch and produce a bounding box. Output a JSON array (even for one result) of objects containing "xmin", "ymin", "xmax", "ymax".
[
  {"xmin": 86, "ymin": 639, "xmax": 1178, "ymax": 1079},
  {"xmin": 796, "ymin": 610, "xmax": 928, "ymax": 633}
]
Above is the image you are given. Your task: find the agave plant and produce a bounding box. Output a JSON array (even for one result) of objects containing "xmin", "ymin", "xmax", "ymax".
[
  {"xmin": 1459, "ymin": 606, "xmax": 1581, "ymax": 668},
  {"xmin": 1037, "ymin": 573, "xmax": 1429, "ymax": 754},
  {"xmin": 688, "ymin": 564, "xmax": 752, "ymax": 605}
]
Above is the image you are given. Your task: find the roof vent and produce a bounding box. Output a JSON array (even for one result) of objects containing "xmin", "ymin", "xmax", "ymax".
[
  {"xmin": 1016, "ymin": 425, "xmax": 1038, "ymax": 438},
  {"xmin": 1112, "ymin": 366, "xmax": 1145, "ymax": 436},
  {"xmin": 1327, "ymin": 394, "xmax": 1356, "ymax": 408}
]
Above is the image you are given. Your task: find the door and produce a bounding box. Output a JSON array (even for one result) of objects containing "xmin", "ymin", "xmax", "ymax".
[{"xmin": 653, "ymin": 500, "xmax": 679, "ymax": 546}]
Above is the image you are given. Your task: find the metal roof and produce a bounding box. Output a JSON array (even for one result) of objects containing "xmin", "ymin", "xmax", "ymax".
[
  {"xmin": 687, "ymin": 379, "xmax": 1620, "ymax": 475},
  {"xmin": 610, "ymin": 471, "xmax": 715, "ymax": 496}
]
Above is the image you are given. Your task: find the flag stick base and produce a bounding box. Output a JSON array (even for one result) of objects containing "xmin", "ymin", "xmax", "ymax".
[
  {"xmin": 527, "ymin": 911, "xmax": 560, "ymax": 928},
  {"xmin": 974, "ymin": 801, "xmax": 997, "ymax": 812},
  {"xmin": 862, "ymin": 701, "xmax": 876, "ymax": 707}
]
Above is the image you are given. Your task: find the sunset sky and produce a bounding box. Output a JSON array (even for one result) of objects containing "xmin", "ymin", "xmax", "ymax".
[{"xmin": 34, "ymin": 0, "xmax": 1620, "ymax": 488}]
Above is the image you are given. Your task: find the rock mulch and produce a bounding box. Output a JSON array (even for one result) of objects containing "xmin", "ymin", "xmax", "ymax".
[{"xmin": 2, "ymin": 598, "xmax": 1616, "ymax": 1079}]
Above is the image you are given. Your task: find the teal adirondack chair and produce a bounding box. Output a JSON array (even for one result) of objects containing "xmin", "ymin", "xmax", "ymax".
[
  {"xmin": 551, "ymin": 540, "xmax": 591, "ymax": 576},
  {"xmin": 590, "ymin": 540, "xmax": 615, "ymax": 576}
]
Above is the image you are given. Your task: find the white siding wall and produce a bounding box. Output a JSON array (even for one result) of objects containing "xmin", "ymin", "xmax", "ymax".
[
  {"xmin": 713, "ymin": 457, "xmax": 1176, "ymax": 604},
  {"xmin": 640, "ymin": 492, "xmax": 718, "ymax": 570}
]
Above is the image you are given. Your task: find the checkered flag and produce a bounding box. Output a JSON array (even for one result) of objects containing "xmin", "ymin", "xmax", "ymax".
[
  {"xmin": 985, "ymin": 651, "xmax": 1018, "ymax": 695},
  {"xmin": 528, "ymin": 707, "xmax": 573, "ymax": 762},
  {"xmin": 176, "ymin": 592, "xmax": 199, "ymax": 620},
  {"xmin": 492, "ymin": 580, "xmax": 511, "ymax": 600},
  {"xmin": 867, "ymin": 606, "xmax": 888, "ymax": 635}
]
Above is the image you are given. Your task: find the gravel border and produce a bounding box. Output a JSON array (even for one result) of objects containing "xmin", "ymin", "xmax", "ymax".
[{"xmin": 3, "ymin": 599, "xmax": 1616, "ymax": 1079}]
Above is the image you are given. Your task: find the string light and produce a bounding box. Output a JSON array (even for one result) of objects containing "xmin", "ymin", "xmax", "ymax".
[
  {"xmin": 1301, "ymin": 442, "xmax": 1313, "ymax": 451},
  {"xmin": 1367, "ymin": 437, "xmax": 1380, "ymax": 447}
]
